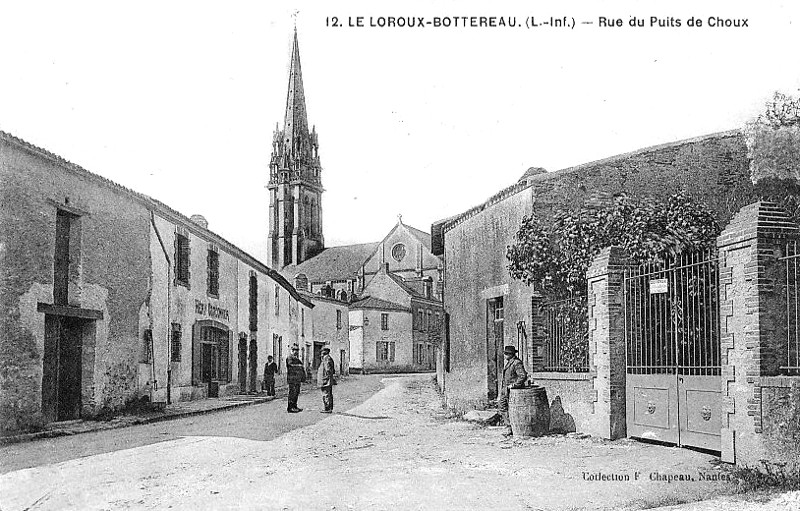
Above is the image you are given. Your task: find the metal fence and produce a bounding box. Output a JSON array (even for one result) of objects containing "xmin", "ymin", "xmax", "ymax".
[
  {"xmin": 624, "ymin": 248, "xmax": 720, "ymax": 376},
  {"xmin": 538, "ymin": 295, "xmax": 589, "ymax": 372},
  {"xmin": 781, "ymin": 241, "xmax": 800, "ymax": 375}
]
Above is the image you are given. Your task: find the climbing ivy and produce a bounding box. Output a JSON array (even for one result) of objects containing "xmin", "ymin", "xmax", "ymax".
[{"xmin": 506, "ymin": 192, "xmax": 720, "ymax": 299}]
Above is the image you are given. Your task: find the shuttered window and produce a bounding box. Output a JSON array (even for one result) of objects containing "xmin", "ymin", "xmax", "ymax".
[
  {"xmin": 175, "ymin": 233, "xmax": 190, "ymax": 287},
  {"xmin": 171, "ymin": 323, "xmax": 182, "ymax": 362},
  {"xmin": 207, "ymin": 249, "xmax": 219, "ymax": 297},
  {"xmin": 249, "ymin": 275, "xmax": 258, "ymax": 332}
]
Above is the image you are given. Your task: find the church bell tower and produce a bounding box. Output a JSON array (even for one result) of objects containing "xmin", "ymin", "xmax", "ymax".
[{"xmin": 267, "ymin": 29, "xmax": 325, "ymax": 268}]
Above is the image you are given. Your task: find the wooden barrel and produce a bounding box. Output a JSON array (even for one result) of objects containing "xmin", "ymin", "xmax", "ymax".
[{"xmin": 509, "ymin": 386, "xmax": 550, "ymax": 437}]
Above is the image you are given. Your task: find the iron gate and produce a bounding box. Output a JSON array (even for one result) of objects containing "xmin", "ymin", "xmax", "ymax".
[{"xmin": 623, "ymin": 248, "xmax": 721, "ymax": 451}]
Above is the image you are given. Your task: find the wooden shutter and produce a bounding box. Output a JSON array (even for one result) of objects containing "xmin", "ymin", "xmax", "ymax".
[
  {"xmin": 192, "ymin": 323, "xmax": 202, "ymax": 385},
  {"xmin": 389, "ymin": 342, "xmax": 395, "ymax": 362}
]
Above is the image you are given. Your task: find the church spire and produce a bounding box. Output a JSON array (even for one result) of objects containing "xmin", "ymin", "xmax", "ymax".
[
  {"xmin": 267, "ymin": 29, "xmax": 325, "ymax": 269},
  {"xmin": 283, "ymin": 29, "xmax": 310, "ymax": 156}
]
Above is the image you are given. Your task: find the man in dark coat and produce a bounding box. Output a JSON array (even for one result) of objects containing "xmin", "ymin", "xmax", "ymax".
[
  {"xmin": 317, "ymin": 346, "xmax": 336, "ymax": 413},
  {"xmin": 499, "ymin": 345, "xmax": 528, "ymax": 436},
  {"xmin": 286, "ymin": 344, "xmax": 305, "ymax": 413},
  {"xmin": 263, "ymin": 355, "xmax": 278, "ymax": 397}
]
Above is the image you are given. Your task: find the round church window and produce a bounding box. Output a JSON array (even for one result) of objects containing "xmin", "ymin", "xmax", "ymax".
[{"xmin": 391, "ymin": 243, "xmax": 407, "ymax": 262}]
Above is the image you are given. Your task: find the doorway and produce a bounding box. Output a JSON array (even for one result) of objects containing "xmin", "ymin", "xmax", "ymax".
[
  {"xmin": 486, "ymin": 297, "xmax": 505, "ymax": 400},
  {"xmin": 43, "ymin": 315, "xmax": 89, "ymax": 422}
]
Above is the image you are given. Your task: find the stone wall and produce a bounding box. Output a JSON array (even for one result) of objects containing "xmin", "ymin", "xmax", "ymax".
[
  {"xmin": 1, "ymin": 134, "xmax": 151, "ymax": 433},
  {"xmin": 436, "ymin": 130, "xmax": 760, "ymax": 417}
]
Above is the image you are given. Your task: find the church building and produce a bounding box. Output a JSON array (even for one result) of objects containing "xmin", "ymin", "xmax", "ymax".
[{"xmin": 268, "ymin": 31, "xmax": 443, "ymax": 373}]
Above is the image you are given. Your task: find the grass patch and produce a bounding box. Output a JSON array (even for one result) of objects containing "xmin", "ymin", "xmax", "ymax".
[{"xmin": 728, "ymin": 460, "xmax": 800, "ymax": 492}]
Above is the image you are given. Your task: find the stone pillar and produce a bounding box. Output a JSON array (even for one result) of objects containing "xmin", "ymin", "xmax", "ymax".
[
  {"xmin": 717, "ymin": 201, "xmax": 799, "ymax": 466},
  {"xmin": 585, "ymin": 246, "xmax": 630, "ymax": 440}
]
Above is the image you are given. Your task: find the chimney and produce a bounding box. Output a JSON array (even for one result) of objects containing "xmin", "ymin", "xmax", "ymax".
[{"xmin": 190, "ymin": 214, "xmax": 208, "ymax": 229}]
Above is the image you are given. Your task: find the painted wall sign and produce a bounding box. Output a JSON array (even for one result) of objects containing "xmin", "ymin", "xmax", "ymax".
[
  {"xmin": 649, "ymin": 278, "xmax": 668, "ymax": 294},
  {"xmin": 195, "ymin": 299, "xmax": 230, "ymax": 321}
]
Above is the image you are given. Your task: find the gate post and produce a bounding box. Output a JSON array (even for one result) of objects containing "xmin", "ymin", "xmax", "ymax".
[
  {"xmin": 586, "ymin": 246, "xmax": 630, "ymax": 440},
  {"xmin": 717, "ymin": 201, "xmax": 799, "ymax": 466}
]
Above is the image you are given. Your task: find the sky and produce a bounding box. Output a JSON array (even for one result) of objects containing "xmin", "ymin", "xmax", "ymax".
[{"xmin": 1, "ymin": 1, "xmax": 799, "ymax": 263}]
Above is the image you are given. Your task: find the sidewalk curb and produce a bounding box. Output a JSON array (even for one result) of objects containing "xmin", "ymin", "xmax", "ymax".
[{"xmin": 0, "ymin": 383, "xmax": 322, "ymax": 446}]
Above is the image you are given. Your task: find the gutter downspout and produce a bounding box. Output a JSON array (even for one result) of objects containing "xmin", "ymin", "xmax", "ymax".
[{"xmin": 150, "ymin": 211, "xmax": 173, "ymax": 405}]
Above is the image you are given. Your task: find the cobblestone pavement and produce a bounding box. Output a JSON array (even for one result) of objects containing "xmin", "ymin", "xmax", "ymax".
[{"xmin": 0, "ymin": 374, "xmax": 796, "ymax": 510}]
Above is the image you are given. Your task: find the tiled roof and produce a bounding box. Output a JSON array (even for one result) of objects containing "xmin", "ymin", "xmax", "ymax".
[
  {"xmin": 350, "ymin": 296, "xmax": 411, "ymax": 312},
  {"xmin": 284, "ymin": 242, "xmax": 379, "ymax": 283},
  {"xmin": 0, "ymin": 130, "xmax": 313, "ymax": 309},
  {"xmin": 386, "ymin": 272, "xmax": 423, "ymax": 298}
]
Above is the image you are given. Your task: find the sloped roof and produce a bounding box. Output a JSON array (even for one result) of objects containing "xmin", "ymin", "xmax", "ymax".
[
  {"xmin": 350, "ymin": 296, "xmax": 411, "ymax": 312},
  {"xmin": 405, "ymin": 224, "xmax": 432, "ymax": 250},
  {"xmin": 0, "ymin": 130, "xmax": 314, "ymax": 309},
  {"xmin": 285, "ymin": 242, "xmax": 380, "ymax": 282},
  {"xmin": 386, "ymin": 272, "xmax": 423, "ymax": 298}
]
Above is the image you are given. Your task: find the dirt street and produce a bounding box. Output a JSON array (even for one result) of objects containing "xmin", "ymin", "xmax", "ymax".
[{"xmin": 0, "ymin": 374, "xmax": 795, "ymax": 510}]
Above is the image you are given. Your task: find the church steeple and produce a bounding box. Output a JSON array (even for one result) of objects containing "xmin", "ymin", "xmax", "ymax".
[
  {"xmin": 283, "ymin": 30, "xmax": 310, "ymax": 157},
  {"xmin": 268, "ymin": 29, "xmax": 324, "ymax": 269}
]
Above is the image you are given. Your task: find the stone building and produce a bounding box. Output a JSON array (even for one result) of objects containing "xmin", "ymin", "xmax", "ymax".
[
  {"xmin": 267, "ymin": 31, "xmax": 443, "ymax": 374},
  {"xmin": 432, "ymin": 130, "xmax": 755, "ymax": 412},
  {"xmin": 432, "ymin": 129, "xmax": 800, "ymax": 466},
  {"xmin": 348, "ymin": 263, "xmax": 443, "ymax": 373},
  {"xmin": 0, "ymin": 130, "xmax": 313, "ymax": 434},
  {"xmin": 296, "ymin": 287, "xmax": 350, "ymax": 378}
]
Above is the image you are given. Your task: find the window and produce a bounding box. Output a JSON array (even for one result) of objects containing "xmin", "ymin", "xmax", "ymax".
[
  {"xmin": 274, "ymin": 285, "xmax": 280, "ymax": 316},
  {"xmin": 141, "ymin": 329, "xmax": 153, "ymax": 363},
  {"xmin": 417, "ymin": 309, "xmax": 423, "ymax": 330},
  {"xmin": 175, "ymin": 233, "xmax": 190, "ymax": 287},
  {"xmin": 391, "ymin": 243, "xmax": 407, "ymax": 262},
  {"xmin": 207, "ymin": 249, "xmax": 219, "ymax": 296},
  {"xmin": 381, "ymin": 313, "xmax": 389, "ymax": 331},
  {"xmin": 301, "ymin": 308, "xmax": 305, "ymax": 337},
  {"xmin": 493, "ymin": 299, "xmax": 504, "ymax": 321},
  {"xmin": 171, "ymin": 323, "xmax": 182, "ymax": 362},
  {"xmin": 376, "ymin": 341, "xmax": 395, "ymax": 362},
  {"xmin": 416, "ymin": 343, "xmax": 425, "ymax": 365},
  {"xmin": 427, "ymin": 310, "xmax": 433, "ymax": 332},
  {"xmin": 435, "ymin": 312, "xmax": 441, "ymax": 331},
  {"xmin": 336, "ymin": 309, "xmax": 342, "ymax": 330}
]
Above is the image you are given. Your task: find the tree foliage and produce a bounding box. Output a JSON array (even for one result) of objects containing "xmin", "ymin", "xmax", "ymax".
[
  {"xmin": 506, "ymin": 193, "xmax": 720, "ymax": 298},
  {"xmin": 745, "ymin": 91, "xmax": 800, "ymax": 184}
]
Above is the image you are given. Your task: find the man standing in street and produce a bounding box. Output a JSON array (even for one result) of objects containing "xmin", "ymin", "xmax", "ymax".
[
  {"xmin": 317, "ymin": 346, "xmax": 336, "ymax": 413},
  {"xmin": 263, "ymin": 355, "xmax": 277, "ymax": 397},
  {"xmin": 499, "ymin": 345, "xmax": 528, "ymax": 436},
  {"xmin": 286, "ymin": 344, "xmax": 305, "ymax": 413}
]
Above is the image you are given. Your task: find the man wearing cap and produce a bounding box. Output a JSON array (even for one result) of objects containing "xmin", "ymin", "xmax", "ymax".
[
  {"xmin": 317, "ymin": 346, "xmax": 337, "ymax": 413},
  {"xmin": 286, "ymin": 343, "xmax": 305, "ymax": 413},
  {"xmin": 500, "ymin": 345, "xmax": 528, "ymax": 436}
]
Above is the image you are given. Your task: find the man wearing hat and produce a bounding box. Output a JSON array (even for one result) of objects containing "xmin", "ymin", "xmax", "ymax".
[
  {"xmin": 500, "ymin": 345, "xmax": 528, "ymax": 436},
  {"xmin": 286, "ymin": 343, "xmax": 305, "ymax": 413},
  {"xmin": 317, "ymin": 345, "xmax": 337, "ymax": 413}
]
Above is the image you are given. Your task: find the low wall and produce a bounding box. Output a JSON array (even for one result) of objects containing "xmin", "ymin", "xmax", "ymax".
[{"xmin": 530, "ymin": 373, "xmax": 595, "ymax": 433}]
